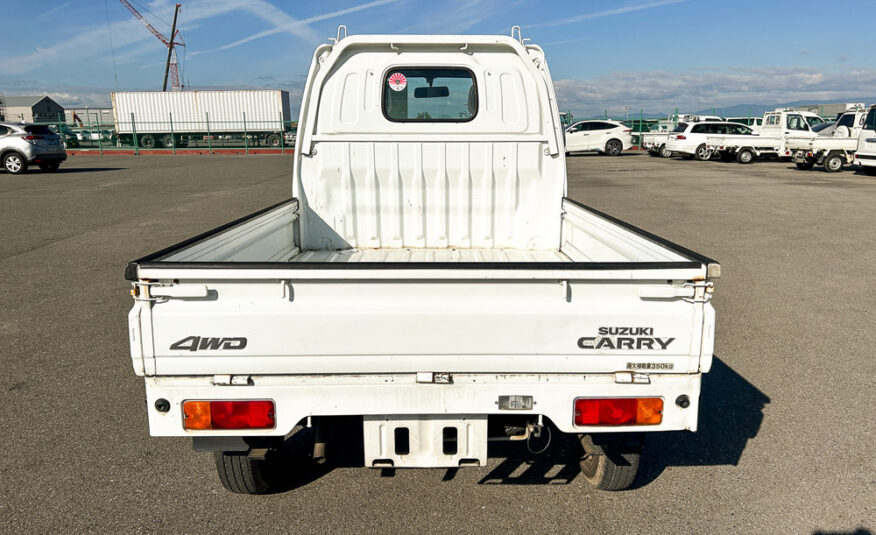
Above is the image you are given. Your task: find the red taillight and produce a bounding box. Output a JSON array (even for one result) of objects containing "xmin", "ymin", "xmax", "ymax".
[
  {"xmin": 23, "ymin": 135, "xmax": 40, "ymax": 144},
  {"xmin": 675, "ymin": 135, "xmax": 686, "ymax": 140},
  {"xmin": 574, "ymin": 398, "xmax": 663, "ymax": 426},
  {"xmin": 623, "ymin": 129, "xmax": 632, "ymax": 133},
  {"xmin": 183, "ymin": 400, "xmax": 275, "ymax": 430}
]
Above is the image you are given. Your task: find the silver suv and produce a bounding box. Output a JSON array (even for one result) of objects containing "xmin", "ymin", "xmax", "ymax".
[{"xmin": 0, "ymin": 122, "xmax": 67, "ymax": 174}]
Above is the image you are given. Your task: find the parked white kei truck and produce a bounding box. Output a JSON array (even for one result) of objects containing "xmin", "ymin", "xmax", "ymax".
[
  {"xmin": 854, "ymin": 105, "xmax": 876, "ymax": 176},
  {"xmin": 126, "ymin": 28, "xmax": 720, "ymax": 494}
]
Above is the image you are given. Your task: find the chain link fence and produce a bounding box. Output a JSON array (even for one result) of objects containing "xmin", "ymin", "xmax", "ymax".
[{"xmin": 36, "ymin": 111, "xmax": 297, "ymax": 154}]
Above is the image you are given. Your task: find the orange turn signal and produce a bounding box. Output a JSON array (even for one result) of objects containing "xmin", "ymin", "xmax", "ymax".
[{"xmin": 183, "ymin": 400, "xmax": 212, "ymax": 430}]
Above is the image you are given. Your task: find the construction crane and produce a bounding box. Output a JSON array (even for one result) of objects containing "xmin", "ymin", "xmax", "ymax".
[{"xmin": 119, "ymin": 0, "xmax": 185, "ymax": 91}]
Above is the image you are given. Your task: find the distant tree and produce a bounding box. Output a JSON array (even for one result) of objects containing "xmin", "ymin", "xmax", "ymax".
[{"xmin": 416, "ymin": 111, "xmax": 432, "ymax": 120}]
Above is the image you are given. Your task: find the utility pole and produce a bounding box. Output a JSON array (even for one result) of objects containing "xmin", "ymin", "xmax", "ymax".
[{"xmin": 162, "ymin": 4, "xmax": 181, "ymax": 92}]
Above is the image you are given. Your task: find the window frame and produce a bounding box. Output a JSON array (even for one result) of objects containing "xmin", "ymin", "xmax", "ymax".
[{"xmin": 381, "ymin": 66, "xmax": 479, "ymax": 124}]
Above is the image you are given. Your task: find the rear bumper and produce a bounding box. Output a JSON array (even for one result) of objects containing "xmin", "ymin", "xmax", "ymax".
[
  {"xmin": 28, "ymin": 152, "xmax": 67, "ymax": 164},
  {"xmin": 143, "ymin": 372, "xmax": 703, "ymax": 437}
]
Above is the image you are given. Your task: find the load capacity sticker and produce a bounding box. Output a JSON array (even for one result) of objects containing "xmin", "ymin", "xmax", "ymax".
[{"xmin": 388, "ymin": 72, "xmax": 407, "ymax": 91}]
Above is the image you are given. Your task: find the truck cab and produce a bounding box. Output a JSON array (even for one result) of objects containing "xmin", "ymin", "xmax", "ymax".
[{"xmin": 757, "ymin": 108, "xmax": 825, "ymax": 156}]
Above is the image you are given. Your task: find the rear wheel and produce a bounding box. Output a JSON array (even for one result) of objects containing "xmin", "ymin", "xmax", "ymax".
[
  {"xmin": 214, "ymin": 450, "xmax": 281, "ymax": 495},
  {"xmin": 38, "ymin": 162, "xmax": 60, "ymax": 173},
  {"xmin": 139, "ymin": 134, "xmax": 156, "ymax": 149},
  {"xmin": 266, "ymin": 134, "xmax": 282, "ymax": 147},
  {"xmin": 736, "ymin": 148, "xmax": 754, "ymax": 164},
  {"xmin": 3, "ymin": 153, "xmax": 27, "ymax": 174},
  {"xmin": 795, "ymin": 161, "xmax": 815, "ymax": 170},
  {"xmin": 579, "ymin": 434, "xmax": 642, "ymax": 491},
  {"xmin": 694, "ymin": 144, "xmax": 710, "ymax": 161},
  {"xmin": 823, "ymin": 153, "xmax": 844, "ymax": 173},
  {"xmin": 660, "ymin": 145, "xmax": 672, "ymax": 158},
  {"xmin": 604, "ymin": 139, "xmax": 623, "ymax": 156},
  {"xmin": 160, "ymin": 134, "xmax": 175, "ymax": 148}
]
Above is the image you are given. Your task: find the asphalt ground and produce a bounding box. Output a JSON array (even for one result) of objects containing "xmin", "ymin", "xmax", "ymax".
[{"xmin": 1, "ymin": 153, "xmax": 873, "ymax": 534}]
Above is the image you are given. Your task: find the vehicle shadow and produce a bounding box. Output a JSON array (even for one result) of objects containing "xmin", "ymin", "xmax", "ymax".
[
  {"xmin": 2, "ymin": 168, "xmax": 127, "ymax": 175},
  {"xmin": 633, "ymin": 356, "xmax": 770, "ymax": 488},
  {"xmin": 54, "ymin": 167, "xmax": 127, "ymax": 173},
  {"xmin": 477, "ymin": 356, "xmax": 769, "ymax": 487},
  {"xmin": 266, "ymin": 356, "xmax": 768, "ymax": 491},
  {"xmin": 566, "ymin": 152, "xmax": 640, "ymax": 157}
]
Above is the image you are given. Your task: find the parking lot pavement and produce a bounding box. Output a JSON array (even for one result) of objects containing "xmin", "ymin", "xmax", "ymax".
[{"xmin": 1, "ymin": 153, "xmax": 873, "ymax": 533}]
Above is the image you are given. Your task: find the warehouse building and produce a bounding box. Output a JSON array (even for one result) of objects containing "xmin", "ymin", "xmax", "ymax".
[
  {"xmin": 0, "ymin": 95, "xmax": 65, "ymax": 123},
  {"xmin": 794, "ymin": 102, "xmax": 864, "ymax": 119}
]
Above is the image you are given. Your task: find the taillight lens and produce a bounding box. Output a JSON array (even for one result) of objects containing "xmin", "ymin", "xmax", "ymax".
[
  {"xmin": 623, "ymin": 129, "xmax": 632, "ymax": 133},
  {"xmin": 183, "ymin": 400, "xmax": 275, "ymax": 430},
  {"xmin": 675, "ymin": 135, "xmax": 686, "ymax": 140},
  {"xmin": 23, "ymin": 135, "xmax": 40, "ymax": 144},
  {"xmin": 573, "ymin": 398, "xmax": 663, "ymax": 426}
]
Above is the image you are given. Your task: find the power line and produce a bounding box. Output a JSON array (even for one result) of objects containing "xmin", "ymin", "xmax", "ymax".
[{"xmin": 105, "ymin": 0, "xmax": 120, "ymax": 91}]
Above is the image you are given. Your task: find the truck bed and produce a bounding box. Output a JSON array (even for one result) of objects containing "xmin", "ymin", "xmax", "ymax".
[{"xmin": 128, "ymin": 197, "xmax": 715, "ymax": 276}]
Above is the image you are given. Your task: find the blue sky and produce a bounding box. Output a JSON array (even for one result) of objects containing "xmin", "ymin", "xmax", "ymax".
[{"xmin": 1, "ymin": 0, "xmax": 874, "ymax": 116}]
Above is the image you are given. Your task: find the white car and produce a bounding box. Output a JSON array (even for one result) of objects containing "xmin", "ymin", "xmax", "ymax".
[
  {"xmin": 564, "ymin": 120, "xmax": 632, "ymax": 156},
  {"xmin": 666, "ymin": 121, "xmax": 753, "ymax": 160}
]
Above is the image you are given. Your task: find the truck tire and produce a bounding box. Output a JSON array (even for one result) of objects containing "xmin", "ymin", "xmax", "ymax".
[
  {"xmin": 2, "ymin": 152, "xmax": 27, "ymax": 174},
  {"xmin": 266, "ymin": 134, "xmax": 282, "ymax": 147},
  {"xmin": 694, "ymin": 144, "xmax": 710, "ymax": 161},
  {"xmin": 604, "ymin": 139, "xmax": 623, "ymax": 156},
  {"xmin": 736, "ymin": 148, "xmax": 754, "ymax": 164},
  {"xmin": 795, "ymin": 161, "xmax": 815, "ymax": 170},
  {"xmin": 214, "ymin": 451, "xmax": 279, "ymax": 494},
  {"xmin": 140, "ymin": 135, "xmax": 156, "ymax": 149},
  {"xmin": 579, "ymin": 435, "xmax": 642, "ymax": 491},
  {"xmin": 660, "ymin": 145, "xmax": 672, "ymax": 158},
  {"xmin": 823, "ymin": 153, "xmax": 844, "ymax": 173},
  {"xmin": 160, "ymin": 134, "xmax": 175, "ymax": 148}
]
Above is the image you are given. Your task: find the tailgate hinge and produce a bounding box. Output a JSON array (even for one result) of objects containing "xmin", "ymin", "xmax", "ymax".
[
  {"xmin": 683, "ymin": 281, "xmax": 714, "ymax": 303},
  {"xmin": 131, "ymin": 281, "xmax": 209, "ymax": 303}
]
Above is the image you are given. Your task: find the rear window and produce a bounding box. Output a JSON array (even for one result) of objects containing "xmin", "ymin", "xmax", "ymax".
[
  {"xmin": 24, "ymin": 125, "xmax": 56, "ymax": 136},
  {"xmin": 865, "ymin": 109, "xmax": 876, "ymax": 130},
  {"xmin": 836, "ymin": 114, "xmax": 855, "ymax": 128},
  {"xmin": 383, "ymin": 68, "xmax": 477, "ymax": 122},
  {"xmin": 672, "ymin": 122, "xmax": 688, "ymax": 133}
]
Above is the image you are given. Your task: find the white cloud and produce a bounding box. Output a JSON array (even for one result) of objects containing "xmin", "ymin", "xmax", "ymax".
[
  {"xmin": 530, "ymin": 0, "xmax": 685, "ymax": 28},
  {"xmin": 197, "ymin": 0, "xmax": 401, "ymax": 54},
  {"xmin": 553, "ymin": 67, "xmax": 876, "ymax": 116}
]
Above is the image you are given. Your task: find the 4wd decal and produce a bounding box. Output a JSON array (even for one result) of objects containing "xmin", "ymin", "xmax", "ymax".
[
  {"xmin": 170, "ymin": 336, "xmax": 247, "ymax": 351},
  {"xmin": 577, "ymin": 327, "xmax": 675, "ymax": 351}
]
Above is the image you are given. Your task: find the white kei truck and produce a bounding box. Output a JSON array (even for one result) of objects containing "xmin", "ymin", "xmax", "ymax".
[
  {"xmin": 787, "ymin": 107, "xmax": 868, "ymax": 172},
  {"xmin": 855, "ymin": 105, "xmax": 876, "ymax": 175},
  {"xmin": 704, "ymin": 133, "xmax": 784, "ymax": 164},
  {"xmin": 126, "ymin": 28, "xmax": 720, "ymax": 494}
]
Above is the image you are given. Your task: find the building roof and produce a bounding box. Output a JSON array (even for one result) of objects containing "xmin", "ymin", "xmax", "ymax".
[{"xmin": 2, "ymin": 95, "xmax": 53, "ymax": 108}]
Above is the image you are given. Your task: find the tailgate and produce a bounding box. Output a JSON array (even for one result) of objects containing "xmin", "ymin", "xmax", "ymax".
[{"xmin": 131, "ymin": 276, "xmax": 714, "ymax": 376}]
